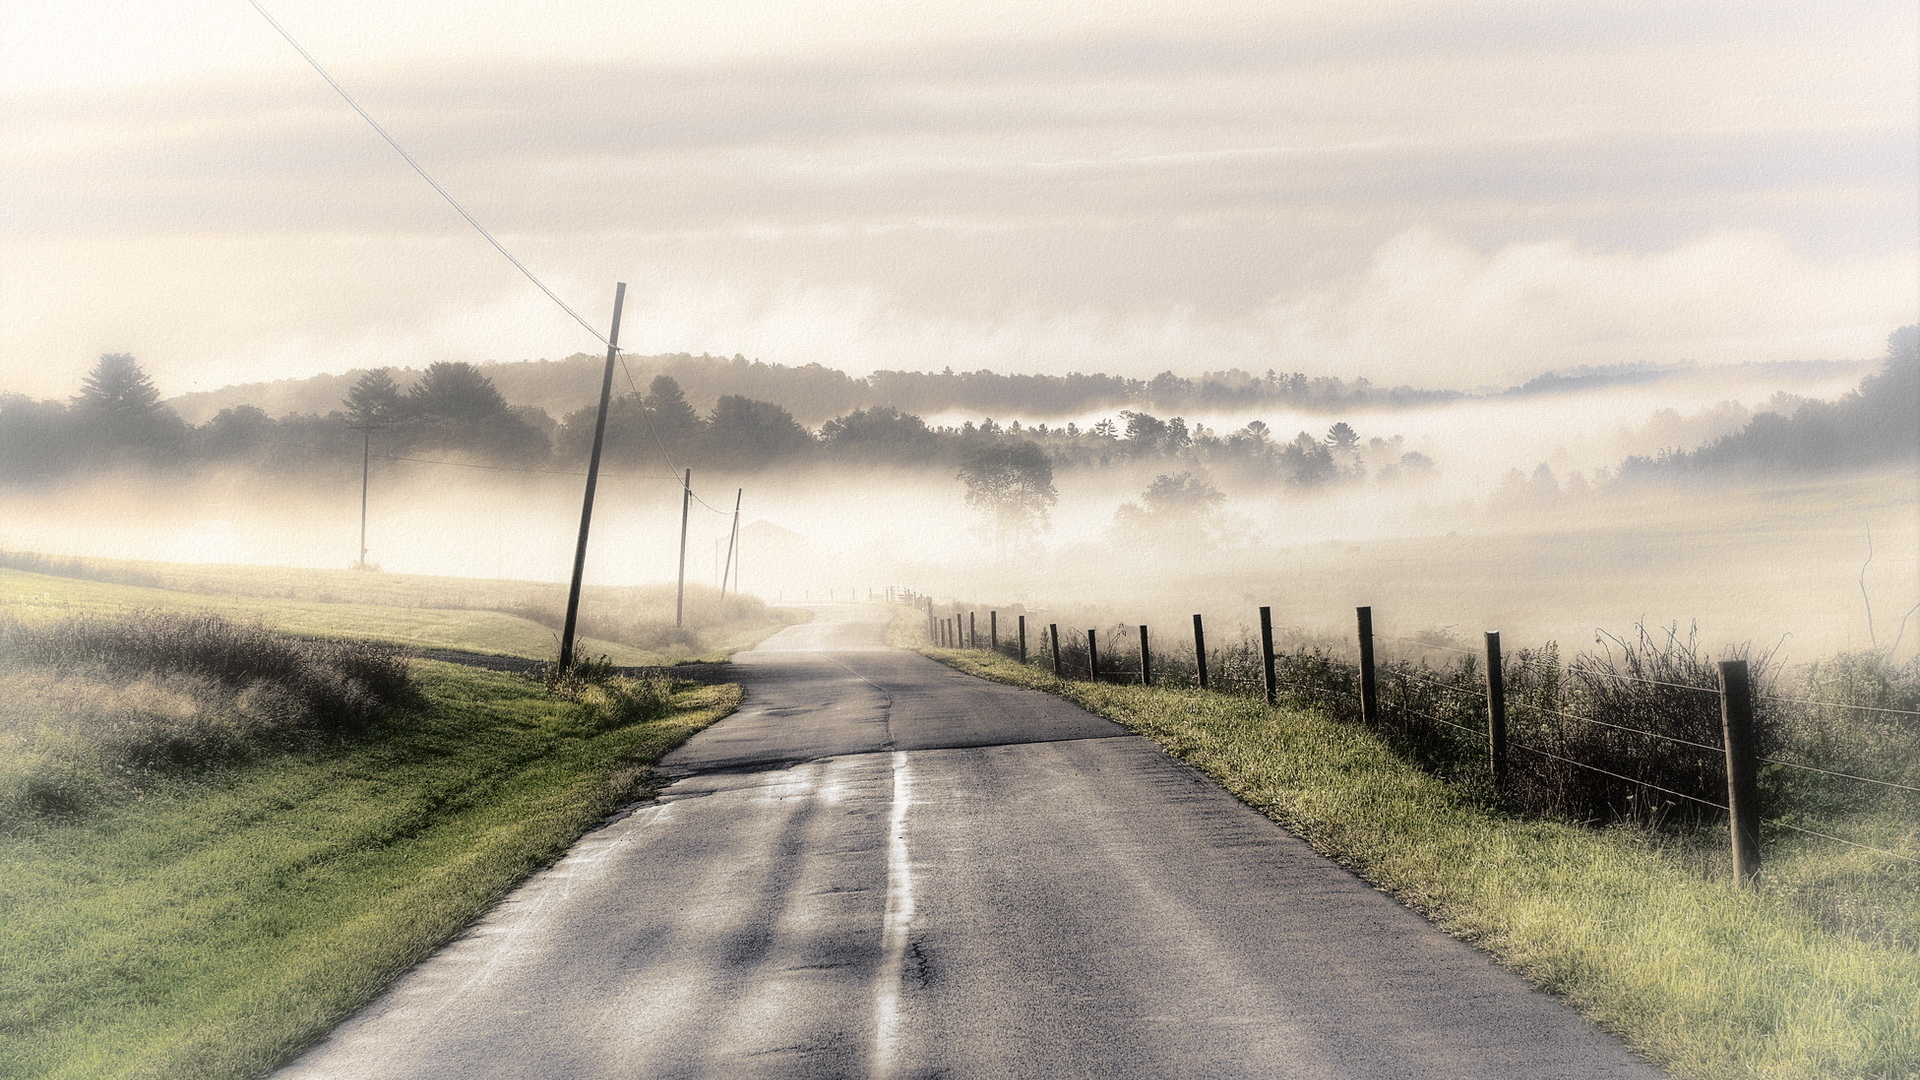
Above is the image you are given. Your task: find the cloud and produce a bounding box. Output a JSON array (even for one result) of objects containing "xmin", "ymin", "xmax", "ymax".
[
  {"xmin": 2, "ymin": 0, "xmax": 1913, "ymax": 397},
  {"xmin": 1255, "ymin": 229, "xmax": 1917, "ymax": 384}
]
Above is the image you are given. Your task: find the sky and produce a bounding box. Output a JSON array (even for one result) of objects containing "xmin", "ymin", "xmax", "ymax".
[{"xmin": 3, "ymin": 0, "xmax": 1916, "ymax": 401}]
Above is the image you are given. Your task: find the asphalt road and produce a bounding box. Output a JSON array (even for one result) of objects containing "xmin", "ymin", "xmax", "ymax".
[{"xmin": 275, "ymin": 604, "xmax": 1666, "ymax": 1080}]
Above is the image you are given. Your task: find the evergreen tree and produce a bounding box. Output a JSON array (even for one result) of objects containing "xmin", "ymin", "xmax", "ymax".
[
  {"xmin": 70, "ymin": 353, "xmax": 184, "ymax": 454},
  {"xmin": 344, "ymin": 369, "xmax": 404, "ymax": 425},
  {"xmin": 642, "ymin": 375, "xmax": 704, "ymax": 446},
  {"xmin": 74, "ymin": 353, "xmax": 162, "ymax": 421},
  {"xmin": 407, "ymin": 362, "xmax": 508, "ymax": 425}
]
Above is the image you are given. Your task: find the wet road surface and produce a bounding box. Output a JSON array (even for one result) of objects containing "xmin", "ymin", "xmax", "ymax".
[{"xmin": 274, "ymin": 604, "xmax": 1665, "ymax": 1080}]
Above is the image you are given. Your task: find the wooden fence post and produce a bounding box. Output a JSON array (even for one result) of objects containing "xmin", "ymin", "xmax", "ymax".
[
  {"xmin": 1049, "ymin": 623, "xmax": 1062, "ymax": 677},
  {"xmin": 1356, "ymin": 606, "xmax": 1379, "ymax": 725},
  {"xmin": 1485, "ymin": 630, "xmax": 1508, "ymax": 794},
  {"xmin": 990, "ymin": 611, "xmax": 998, "ymax": 651},
  {"xmin": 1018, "ymin": 615, "xmax": 1028, "ymax": 663},
  {"xmin": 1718, "ymin": 659, "xmax": 1761, "ymax": 887},
  {"xmin": 1139, "ymin": 625, "xmax": 1151, "ymax": 686},
  {"xmin": 969, "ymin": 611, "xmax": 976, "ymax": 648},
  {"xmin": 1259, "ymin": 606, "xmax": 1277, "ymax": 705},
  {"xmin": 1193, "ymin": 614, "xmax": 1209, "ymax": 691},
  {"xmin": 1087, "ymin": 629, "xmax": 1100, "ymax": 682}
]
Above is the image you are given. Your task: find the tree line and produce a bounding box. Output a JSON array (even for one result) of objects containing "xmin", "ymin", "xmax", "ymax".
[
  {"xmin": 0, "ymin": 355, "xmax": 1433, "ymax": 490},
  {"xmin": 1618, "ymin": 327, "xmax": 1917, "ymax": 479},
  {"xmin": 166, "ymin": 350, "xmax": 1465, "ymax": 430}
]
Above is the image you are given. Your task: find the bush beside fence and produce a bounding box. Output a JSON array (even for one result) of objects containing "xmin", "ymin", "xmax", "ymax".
[{"xmin": 917, "ymin": 595, "xmax": 1920, "ymax": 889}]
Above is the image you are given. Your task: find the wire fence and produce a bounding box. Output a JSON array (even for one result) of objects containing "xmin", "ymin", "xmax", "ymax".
[{"xmin": 922, "ymin": 599, "xmax": 1920, "ymax": 882}]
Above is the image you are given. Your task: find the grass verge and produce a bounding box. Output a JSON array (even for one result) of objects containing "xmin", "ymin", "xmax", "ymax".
[
  {"xmin": 924, "ymin": 641, "xmax": 1920, "ymax": 1080},
  {"xmin": 0, "ymin": 661, "xmax": 737, "ymax": 1080}
]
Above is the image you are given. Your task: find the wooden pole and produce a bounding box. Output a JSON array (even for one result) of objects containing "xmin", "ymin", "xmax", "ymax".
[
  {"xmin": 1049, "ymin": 623, "xmax": 1062, "ymax": 677},
  {"xmin": 1139, "ymin": 624, "xmax": 1151, "ymax": 686},
  {"xmin": 560, "ymin": 282, "xmax": 626, "ymax": 671},
  {"xmin": 1485, "ymin": 631, "xmax": 1508, "ymax": 794},
  {"xmin": 990, "ymin": 611, "xmax": 999, "ymax": 651},
  {"xmin": 1087, "ymin": 629, "xmax": 1100, "ymax": 682},
  {"xmin": 349, "ymin": 423, "xmax": 381, "ymax": 568},
  {"xmin": 675, "ymin": 468, "xmax": 692, "ymax": 628},
  {"xmin": 1018, "ymin": 615, "xmax": 1028, "ymax": 663},
  {"xmin": 1193, "ymin": 613, "xmax": 1209, "ymax": 691},
  {"xmin": 1719, "ymin": 659, "xmax": 1762, "ymax": 886},
  {"xmin": 1356, "ymin": 606, "xmax": 1379, "ymax": 725},
  {"xmin": 1260, "ymin": 606, "xmax": 1277, "ymax": 705},
  {"xmin": 719, "ymin": 488, "xmax": 741, "ymax": 598},
  {"xmin": 969, "ymin": 611, "xmax": 977, "ymax": 648}
]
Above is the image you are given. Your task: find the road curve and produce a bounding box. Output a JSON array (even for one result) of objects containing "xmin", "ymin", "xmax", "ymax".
[{"xmin": 274, "ymin": 604, "xmax": 1666, "ymax": 1080}]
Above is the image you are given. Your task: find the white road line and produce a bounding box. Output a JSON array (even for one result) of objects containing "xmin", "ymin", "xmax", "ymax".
[{"xmin": 869, "ymin": 750, "xmax": 916, "ymax": 1080}]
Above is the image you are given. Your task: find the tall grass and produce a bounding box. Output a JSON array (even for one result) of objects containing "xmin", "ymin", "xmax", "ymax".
[{"xmin": 0, "ymin": 610, "xmax": 413, "ymax": 823}]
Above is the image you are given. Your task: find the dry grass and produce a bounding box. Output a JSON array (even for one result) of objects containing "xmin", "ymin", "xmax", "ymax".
[{"xmin": 0, "ymin": 610, "xmax": 413, "ymax": 823}]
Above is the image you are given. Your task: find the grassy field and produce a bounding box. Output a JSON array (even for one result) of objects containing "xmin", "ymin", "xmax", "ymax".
[
  {"xmin": 0, "ymin": 660, "xmax": 738, "ymax": 1080},
  {"xmin": 912, "ymin": 625, "xmax": 1920, "ymax": 1080},
  {"xmin": 0, "ymin": 554, "xmax": 805, "ymax": 665}
]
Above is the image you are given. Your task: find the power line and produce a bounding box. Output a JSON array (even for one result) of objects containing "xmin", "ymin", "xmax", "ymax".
[{"xmin": 246, "ymin": 0, "xmax": 610, "ymax": 348}]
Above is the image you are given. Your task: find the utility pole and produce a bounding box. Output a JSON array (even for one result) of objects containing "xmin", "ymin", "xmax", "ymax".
[
  {"xmin": 347, "ymin": 421, "xmax": 384, "ymax": 570},
  {"xmin": 720, "ymin": 488, "xmax": 742, "ymax": 598},
  {"xmin": 675, "ymin": 468, "xmax": 692, "ymax": 628},
  {"xmin": 560, "ymin": 283, "xmax": 626, "ymax": 671}
]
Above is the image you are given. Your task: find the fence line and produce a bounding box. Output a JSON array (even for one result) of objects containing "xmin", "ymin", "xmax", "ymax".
[
  {"xmin": 1757, "ymin": 758, "xmax": 1920, "ymax": 794},
  {"xmin": 1390, "ymin": 669, "xmax": 1488, "ymax": 701},
  {"xmin": 924, "ymin": 599, "xmax": 1916, "ymax": 886},
  {"xmin": 1757, "ymin": 694, "xmax": 1920, "ymax": 718},
  {"xmin": 1401, "ymin": 707, "xmax": 1487, "ymax": 739},
  {"xmin": 1515, "ymin": 658, "xmax": 1719, "ymax": 696},
  {"xmin": 1763, "ymin": 819, "xmax": 1920, "ymax": 865},
  {"xmin": 1386, "ymin": 636, "xmax": 1480, "ymax": 657},
  {"xmin": 1518, "ymin": 701, "xmax": 1726, "ymax": 754},
  {"xmin": 1509, "ymin": 741, "xmax": 1731, "ymax": 812}
]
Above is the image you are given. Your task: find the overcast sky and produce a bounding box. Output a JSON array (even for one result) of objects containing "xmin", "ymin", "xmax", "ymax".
[{"xmin": 3, "ymin": 0, "xmax": 1915, "ymax": 400}]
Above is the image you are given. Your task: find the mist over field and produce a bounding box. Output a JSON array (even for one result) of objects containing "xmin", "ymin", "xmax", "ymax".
[{"xmin": 2, "ymin": 343, "xmax": 1912, "ymax": 665}]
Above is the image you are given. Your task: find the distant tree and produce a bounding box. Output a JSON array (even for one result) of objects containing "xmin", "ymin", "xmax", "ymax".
[
  {"xmin": 1164, "ymin": 416, "xmax": 1192, "ymax": 451},
  {"xmin": 75, "ymin": 353, "xmax": 161, "ymax": 419},
  {"xmin": 704, "ymin": 395, "xmax": 814, "ymax": 468},
  {"xmin": 407, "ymin": 362, "xmax": 508, "ymax": 426},
  {"xmin": 1121, "ymin": 411, "xmax": 1169, "ymax": 455},
  {"xmin": 1112, "ymin": 472, "xmax": 1227, "ymax": 551},
  {"xmin": 0, "ymin": 394, "xmax": 78, "ymax": 483},
  {"xmin": 957, "ymin": 441, "xmax": 1058, "ymax": 554},
  {"xmin": 1376, "ymin": 450, "xmax": 1436, "ymax": 484},
  {"xmin": 404, "ymin": 361, "xmax": 546, "ymax": 462},
  {"xmin": 1278, "ymin": 431, "xmax": 1335, "ymax": 486},
  {"xmin": 820, "ymin": 406, "xmax": 939, "ymax": 462},
  {"xmin": 343, "ymin": 369, "xmax": 404, "ymax": 426},
  {"xmin": 643, "ymin": 375, "xmax": 704, "ymax": 446},
  {"xmin": 71, "ymin": 353, "xmax": 186, "ymax": 456}
]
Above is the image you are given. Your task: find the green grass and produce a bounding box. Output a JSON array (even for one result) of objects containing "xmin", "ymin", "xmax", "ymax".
[
  {"xmin": 0, "ymin": 566, "xmax": 663, "ymax": 665},
  {"xmin": 0, "ymin": 662, "xmax": 738, "ymax": 1080},
  {"xmin": 925, "ymin": 639, "xmax": 1920, "ymax": 1080}
]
